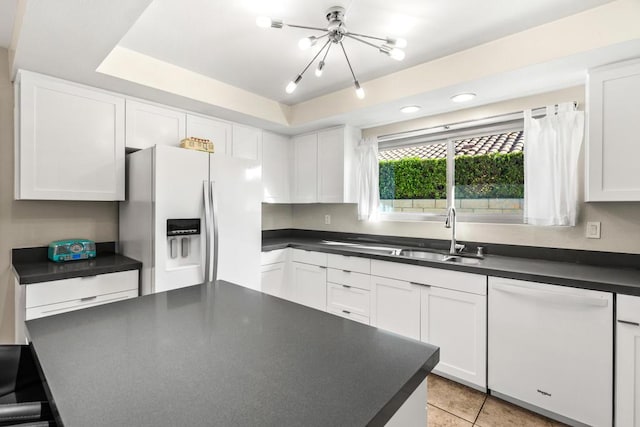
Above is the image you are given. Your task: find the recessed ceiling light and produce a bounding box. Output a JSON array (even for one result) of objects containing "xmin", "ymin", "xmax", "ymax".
[
  {"xmin": 400, "ymin": 105, "xmax": 421, "ymax": 114},
  {"xmin": 450, "ymin": 93, "xmax": 476, "ymax": 103}
]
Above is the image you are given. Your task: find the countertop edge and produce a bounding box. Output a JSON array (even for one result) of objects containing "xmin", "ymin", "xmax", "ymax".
[
  {"xmin": 14, "ymin": 259, "xmax": 142, "ymax": 285},
  {"xmin": 262, "ymin": 240, "xmax": 640, "ymax": 297}
]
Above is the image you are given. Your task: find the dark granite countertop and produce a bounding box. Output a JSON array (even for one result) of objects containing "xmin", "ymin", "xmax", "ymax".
[
  {"xmin": 27, "ymin": 281, "xmax": 439, "ymax": 427},
  {"xmin": 12, "ymin": 242, "xmax": 142, "ymax": 284},
  {"xmin": 262, "ymin": 235, "xmax": 640, "ymax": 296}
]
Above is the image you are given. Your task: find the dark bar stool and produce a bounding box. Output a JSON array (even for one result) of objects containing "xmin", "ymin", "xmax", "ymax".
[{"xmin": 0, "ymin": 346, "xmax": 55, "ymax": 427}]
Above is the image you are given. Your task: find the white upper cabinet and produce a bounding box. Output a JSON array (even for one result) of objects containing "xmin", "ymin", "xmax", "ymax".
[
  {"xmin": 292, "ymin": 125, "xmax": 361, "ymax": 203},
  {"xmin": 292, "ymin": 133, "xmax": 319, "ymax": 203},
  {"xmin": 232, "ymin": 124, "xmax": 262, "ymax": 161},
  {"xmin": 317, "ymin": 126, "xmax": 360, "ymax": 203},
  {"xmin": 262, "ymin": 132, "xmax": 291, "ymax": 203},
  {"xmin": 186, "ymin": 114, "xmax": 232, "ymax": 156},
  {"xmin": 15, "ymin": 71, "xmax": 125, "ymax": 201},
  {"xmin": 587, "ymin": 58, "xmax": 640, "ymax": 201},
  {"xmin": 125, "ymin": 100, "xmax": 186, "ymax": 150}
]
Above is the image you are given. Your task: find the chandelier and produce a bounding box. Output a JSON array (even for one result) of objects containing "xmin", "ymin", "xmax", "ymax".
[{"xmin": 256, "ymin": 6, "xmax": 407, "ymax": 99}]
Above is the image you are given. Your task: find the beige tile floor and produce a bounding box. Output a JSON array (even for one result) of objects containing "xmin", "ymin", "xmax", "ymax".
[{"xmin": 427, "ymin": 375, "xmax": 568, "ymax": 427}]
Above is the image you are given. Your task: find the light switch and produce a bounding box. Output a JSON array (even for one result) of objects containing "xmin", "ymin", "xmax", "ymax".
[
  {"xmin": 324, "ymin": 214, "xmax": 331, "ymax": 225},
  {"xmin": 586, "ymin": 221, "xmax": 601, "ymax": 239}
]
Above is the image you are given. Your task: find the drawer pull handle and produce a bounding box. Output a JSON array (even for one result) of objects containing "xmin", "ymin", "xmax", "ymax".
[
  {"xmin": 342, "ymin": 270, "xmax": 351, "ymax": 273},
  {"xmin": 80, "ymin": 296, "xmax": 98, "ymax": 302},
  {"xmin": 618, "ymin": 320, "xmax": 640, "ymax": 327},
  {"xmin": 319, "ymin": 266, "xmax": 327, "ymax": 269},
  {"xmin": 342, "ymin": 310, "xmax": 351, "ymax": 315},
  {"xmin": 80, "ymin": 275, "xmax": 97, "ymax": 279},
  {"xmin": 342, "ymin": 284, "xmax": 352, "ymax": 289}
]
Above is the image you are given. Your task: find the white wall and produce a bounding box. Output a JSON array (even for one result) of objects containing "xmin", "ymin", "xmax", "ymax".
[
  {"xmin": 281, "ymin": 86, "xmax": 640, "ymax": 255},
  {"xmin": 0, "ymin": 48, "xmax": 119, "ymax": 343}
]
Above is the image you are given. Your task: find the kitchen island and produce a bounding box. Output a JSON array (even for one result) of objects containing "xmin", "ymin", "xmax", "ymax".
[{"xmin": 26, "ymin": 281, "xmax": 439, "ymax": 426}]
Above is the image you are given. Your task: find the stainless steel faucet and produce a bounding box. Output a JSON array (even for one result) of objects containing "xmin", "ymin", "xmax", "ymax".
[{"xmin": 445, "ymin": 206, "xmax": 465, "ymax": 255}]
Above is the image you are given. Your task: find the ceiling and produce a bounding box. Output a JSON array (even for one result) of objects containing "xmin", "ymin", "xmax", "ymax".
[
  {"xmin": 118, "ymin": 0, "xmax": 615, "ymax": 105},
  {"xmin": 6, "ymin": 0, "xmax": 640, "ymax": 135}
]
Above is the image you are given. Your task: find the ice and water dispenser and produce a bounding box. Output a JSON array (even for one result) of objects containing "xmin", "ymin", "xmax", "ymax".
[{"xmin": 166, "ymin": 219, "xmax": 202, "ymax": 268}]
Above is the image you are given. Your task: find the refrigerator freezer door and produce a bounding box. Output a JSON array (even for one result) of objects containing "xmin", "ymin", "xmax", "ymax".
[
  {"xmin": 209, "ymin": 155, "xmax": 261, "ymax": 290},
  {"xmin": 154, "ymin": 146, "xmax": 209, "ymax": 293}
]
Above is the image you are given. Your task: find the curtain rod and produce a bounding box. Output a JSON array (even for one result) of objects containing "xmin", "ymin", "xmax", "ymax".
[{"xmin": 377, "ymin": 102, "xmax": 578, "ymax": 143}]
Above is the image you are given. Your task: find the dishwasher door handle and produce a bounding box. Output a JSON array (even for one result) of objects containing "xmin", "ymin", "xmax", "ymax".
[{"xmin": 491, "ymin": 283, "xmax": 609, "ymax": 307}]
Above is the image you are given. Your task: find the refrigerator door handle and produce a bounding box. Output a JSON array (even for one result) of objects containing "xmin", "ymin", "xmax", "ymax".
[
  {"xmin": 203, "ymin": 180, "xmax": 212, "ymax": 283},
  {"xmin": 210, "ymin": 180, "xmax": 220, "ymax": 283}
]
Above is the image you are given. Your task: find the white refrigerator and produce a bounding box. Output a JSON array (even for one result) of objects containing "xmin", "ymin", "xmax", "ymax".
[{"xmin": 119, "ymin": 145, "xmax": 261, "ymax": 295}]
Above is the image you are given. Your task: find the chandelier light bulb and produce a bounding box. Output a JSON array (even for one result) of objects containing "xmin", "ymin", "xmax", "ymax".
[
  {"xmin": 388, "ymin": 48, "xmax": 405, "ymax": 61},
  {"xmin": 286, "ymin": 75, "xmax": 303, "ymax": 94},
  {"xmin": 315, "ymin": 61, "xmax": 325, "ymax": 77},
  {"xmin": 298, "ymin": 36, "xmax": 317, "ymax": 50},
  {"xmin": 285, "ymin": 81, "xmax": 298, "ymax": 94},
  {"xmin": 256, "ymin": 16, "xmax": 271, "ymax": 28},
  {"xmin": 354, "ymin": 81, "xmax": 365, "ymax": 99}
]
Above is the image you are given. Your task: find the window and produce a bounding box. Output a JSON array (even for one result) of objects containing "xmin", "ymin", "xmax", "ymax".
[{"xmin": 378, "ymin": 123, "xmax": 524, "ymax": 223}]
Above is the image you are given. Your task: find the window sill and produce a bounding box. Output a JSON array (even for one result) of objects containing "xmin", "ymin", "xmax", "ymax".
[{"xmin": 378, "ymin": 212, "xmax": 524, "ymax": 224}]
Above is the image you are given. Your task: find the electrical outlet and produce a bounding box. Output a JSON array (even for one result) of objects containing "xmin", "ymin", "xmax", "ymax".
[
  {"xmin": 324, "ymin": 214, "xmax": 331, "ymax": 225},
  {"xmin": 586, "ymin": 221, "xmax": 601, "ymax": 239}
]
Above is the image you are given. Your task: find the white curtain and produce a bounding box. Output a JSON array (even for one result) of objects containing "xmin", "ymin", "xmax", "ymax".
[
  {"xmin": 355, "ymin": 137, "xmax": 380, "ymax": 221},
  {"xmin": 524, "ymin": 102, "xmax": 584, "ymax": 226}
]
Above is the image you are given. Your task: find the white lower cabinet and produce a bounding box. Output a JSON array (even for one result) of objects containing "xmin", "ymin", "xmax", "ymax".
[
  {"xmin": 370, "ymin": 276, "xmax": 421, "ymax": 340},
  {"xmin": 15, "ymin": 270, "xmax": 139, "ymax": 342},
  {"xmin": 616, "ymin": 294, "xmax": 640, "ymax": 427},
  {"xmin": 260, "ymin": 249, "xmax": 291, "ymax": 300},
  {"xmin": 421, "ymin": 286, "xmax": 486, "ymax": 390},
  {"xmin": 260, "ymin": 263, "xmax": 287, "ymax": 299},
  {"xmin": 327, "ymin": 282, "xmax": 370, "ymax": 324},
  {"xmin": 291, "ymin": 261, "xmax": 327, "ymax": 311}
]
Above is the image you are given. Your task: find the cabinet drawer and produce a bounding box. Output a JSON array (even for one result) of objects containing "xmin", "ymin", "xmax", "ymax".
[
  {"xmin": 327, "ymin": 268, "xmax": 370, "ymax": 290},
  {"xmin": 327, "ymin": 254, "xmax": 370, "ymax": 274},
  {"xmin": 261, "ymin": 249, "xmax": 288, "ymax": 265},
  {"xmin": 327, "ymin": 282, "xmax": 370, "ymax": 318},
  {"xmin": 26, "ymin": 289, "xmax": 138, "ymax": 320},
  {"xmin": 618, "ymin": 294, "xmax": 640, "ymax": 323},
  {"xmin": 291, "ymin": 249, "xmax": 327, "ymax": 266},
  {"xmin": 371, "ymin": 260, "xmax": 486, "ymax": 295},
  {"xmin": 328, "ymin": 308, "xmax": 369, "ymax": 325},
  {"xmin": 25, "ymin": 270, "xmax": 138, "ymax": 308}
]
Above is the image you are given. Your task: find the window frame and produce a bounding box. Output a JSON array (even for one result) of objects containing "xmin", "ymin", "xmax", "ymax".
[{"xmin": 377, "ymin": 121, "xmax": 525, "ymax": 224}]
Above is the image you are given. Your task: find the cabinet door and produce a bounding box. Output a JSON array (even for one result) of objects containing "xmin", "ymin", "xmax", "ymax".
[
  {"xmin": 186, "ymin": 114, "xmax": 231, "ymax": 156},
  {"xmin": 262, "ymin": 132, "xmax": 291, "ymax": 203},
  {"xmin": 16, "ymin": 71, "xmax": 125, "ymax": 201},
  {"xmin": 292, "ymin": 133, "xmax": 318, "ymax": 203},
  {"xmin": 370, "ymin": 276, "xmax": 421, "ymax": 340},
  {"xmin": 317, "ymin": 127, "xmax": 344, "ymax": 202},
  {"xmin": 421, "ymin": 286, "xmax": 487, "ymax": 389},
  {"xmin": 260, "ymin": 262, "xmax": 287, "ymax": 299},
  {"xmin": 125, "ymin": 100, "xmax": 186, "ymax": 150},
  {"xmin": 616, "ymin": 295, "xmax": 640, "ymax": 427},
  {"xmin": 291, "ymin": 262, "xmax": 326, "ymax": 311},
  {"xmin": 232, "ymin": 124, "xmax": 262, "ymax": 161},
  {"xmin": 587, "ymin": 58, "xmax": 640, "ymax": 201}
]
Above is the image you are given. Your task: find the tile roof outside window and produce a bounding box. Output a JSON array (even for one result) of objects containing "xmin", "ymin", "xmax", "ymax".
[{"xmin": 378, "ymin": 130, "xmax": 524, "ymax": 161}]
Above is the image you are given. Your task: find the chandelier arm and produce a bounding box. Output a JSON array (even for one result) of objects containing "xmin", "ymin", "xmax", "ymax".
[
  {"xmin": 346, "ymin": 31, "xmax": 387, "ymax": 43},
  {"xmin": 321, "ymin": 42, "xmax": 332, "ymax": 62},
  {"xmin": 297, "ymin": 39, "xmax": 332, "ymax": 77},
  {"xmin": 339, "ymin": 42, "xmax": 358, "ymax": 83},
  {"xmin": 286, "ymin": 23, "xmax": 329, "ymax": 32},
  {"xmin": 344, "ymin": 34, "xmax": 381, "ymax": 50}
]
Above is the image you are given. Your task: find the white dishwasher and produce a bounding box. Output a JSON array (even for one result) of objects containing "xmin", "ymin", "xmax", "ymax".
[{"xmin": 488, "ymin": 277, "xmax": 613, "ymax": 427}]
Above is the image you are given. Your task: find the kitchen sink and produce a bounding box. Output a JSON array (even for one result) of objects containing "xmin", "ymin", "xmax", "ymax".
[
  {"xmin": 398, "ymin": 249, "xmax": 482, "ymax": 264},
  {"xmin": 321, "ymin": 241, "xmax": 401, "ymax": 256}
]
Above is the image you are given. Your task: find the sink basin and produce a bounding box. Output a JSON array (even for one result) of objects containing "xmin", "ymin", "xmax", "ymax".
[
  {"xmin": 397, "ymin": 249, "xmax": 446, "ymax": 261},
  {"xmin": 398, "ymin": 249, "xmax": 482, "ymax": 265},
  {"xmin": 442, "ymin": 255, "xmax": 482, "ymax": 265},
  {"xmin": 321, "ymin": 241, "xmax": 401, "ymax": 256}
]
